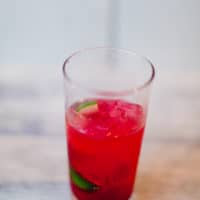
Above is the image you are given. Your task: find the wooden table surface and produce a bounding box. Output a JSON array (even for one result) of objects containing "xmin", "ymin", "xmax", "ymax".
[{"xmin": 0, "ymin": 67, "xmax": 199, "ymax": 199}]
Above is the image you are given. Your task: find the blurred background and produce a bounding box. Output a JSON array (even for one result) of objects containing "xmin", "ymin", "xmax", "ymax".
[{"xmin": 0, "ymin": 0, "xmax": 200, "ymax": 199}]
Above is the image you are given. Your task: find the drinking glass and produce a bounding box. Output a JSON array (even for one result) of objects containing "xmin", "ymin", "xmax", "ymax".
[{"xmin": 63, "ymin": 47, "xmax": 155, "ymax": 200}]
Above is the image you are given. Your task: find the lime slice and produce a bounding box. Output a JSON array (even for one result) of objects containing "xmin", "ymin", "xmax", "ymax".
[
  {"xmin": 76, "ymin": 101, "xmax": 98, "ymax": 114},
  {"xmin": 70, "ymin": 168, "xmax": 99, "ymax": 192}
]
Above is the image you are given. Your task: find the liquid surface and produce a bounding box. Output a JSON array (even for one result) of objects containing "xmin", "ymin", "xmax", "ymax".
[{"xmin": 66, "ymin": 99, "xmax": 145, "ymax": 200}]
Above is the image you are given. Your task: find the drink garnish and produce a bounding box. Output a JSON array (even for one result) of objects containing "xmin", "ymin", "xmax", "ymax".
[
  {"xmin": 70, "ymin": 167, "xmax": 100, "ymax": 192},
  {"xmin": 76, "ymin": 101, "xmax": 98, "ymax": 114}
]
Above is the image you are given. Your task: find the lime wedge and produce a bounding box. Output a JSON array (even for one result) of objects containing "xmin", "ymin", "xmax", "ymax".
[
  {"xmin": 70, "ymin": 168, "xmax": 99, "ymax": 192},
  {"xmin": 76, "ymin": 101, "xmax": 98, "ymax": 114}
]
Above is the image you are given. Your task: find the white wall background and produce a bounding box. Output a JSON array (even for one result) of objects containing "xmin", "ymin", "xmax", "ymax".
[
  {"xmin": 0, "ymin": 0, "xmax": 108, "ymax": 65},
  {"xmin": 120, "ymin": 0, "xmax": 200, "ymax": 69},
  {"xmin": 0, "ymin": 0, "xmax": 200, "ymax": 69}
]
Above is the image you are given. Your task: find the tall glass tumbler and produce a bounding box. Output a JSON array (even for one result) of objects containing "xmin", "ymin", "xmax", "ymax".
[{"xmin": 63, "ymin": 47, "xmax": 155, "ymax": 200}]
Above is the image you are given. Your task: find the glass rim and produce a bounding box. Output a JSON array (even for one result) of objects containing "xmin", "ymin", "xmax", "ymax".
[{"xmin": 63, "ymin": 47, "xmax": 155, "ymax": 96}]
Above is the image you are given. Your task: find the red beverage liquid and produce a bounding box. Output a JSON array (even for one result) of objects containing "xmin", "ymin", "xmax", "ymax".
[{"xmin": 66, "ymin": 99, "xmax": 145, "ymax": 200}]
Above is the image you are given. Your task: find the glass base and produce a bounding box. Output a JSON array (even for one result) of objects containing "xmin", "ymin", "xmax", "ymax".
[{"xmin": 70, "ymin": 192, "xmax": 136, "ymax": 200}]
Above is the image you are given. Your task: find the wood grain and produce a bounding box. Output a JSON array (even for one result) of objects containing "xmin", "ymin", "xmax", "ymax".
[{"xmin": 0, "ymin": 67, "xmax": 199, "ymax": 199}]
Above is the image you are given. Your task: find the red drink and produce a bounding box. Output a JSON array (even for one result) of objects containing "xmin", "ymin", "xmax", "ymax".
[{"xmin": 66, "ymin": 99, "xmax": 145, "ymax": 200}]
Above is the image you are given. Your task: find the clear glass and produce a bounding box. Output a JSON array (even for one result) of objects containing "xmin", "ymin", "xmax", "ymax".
[{"xmin": 63, "ymin": 47, "xmax": 155, "ymax": 200}]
